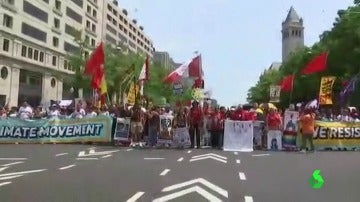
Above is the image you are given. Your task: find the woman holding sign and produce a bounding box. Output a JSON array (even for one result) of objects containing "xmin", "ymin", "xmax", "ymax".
[
  {"xmin": 266, "ymin": 108, "xmax": 282, "ymax": 150},
  {"xmin": 172, "ymin": 107, "xmax": 190, "ymax": 148}
]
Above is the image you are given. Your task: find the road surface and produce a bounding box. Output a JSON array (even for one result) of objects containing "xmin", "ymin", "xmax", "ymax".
[{"xmin": 0, "ymin": 144, "xmax": 359, "ymax": 202}]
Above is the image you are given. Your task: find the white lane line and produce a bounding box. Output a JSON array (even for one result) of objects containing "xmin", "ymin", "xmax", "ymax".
[
  {"xmin": 0, "ymin": 169, "xmax": 46, "ymax": 177},
  {"xmin": 0, "ymin": 182, "xmax": 11, "ymax": 187},
  {"xmin": 59, "ymin": 164, "xmax": 76, "ymax": 170},
  {"xmin": 126, "ymin": 148, "xmax": 133, "ymax": 151},
  {"xmin": 1, "ymin": 161, "xmax": 24, "ymax": 167},
  {"xmin": 0, "ymin": 167, "xmax": 8, "ymax": 172},
  {"xmin": 144, "ymin": 158, "xmax": 164, "ymax": 160},
  {"xmin": 234, "ymin": 152, "xmax": 238, "ymax": 155},
  {"xmin": 252, "ymin": 154, "xmax": 270, "ymax": 157},
  {"xmin": 187, "ymin": 150, "xmax": 192, "ymax": 153},
  {"xmin": 88, "ymin": 147, "xmax": 96, "ymax": 150},
  {"xmin": 0, "ymin": 174, "xmax": 23, "ymax": 180},
  {"xmin": 177, "ymin": 157, "xmax": 184, "ymax": 162},
  {"xmin": 55, "ymin": 153, "xmax": 68, "ymax": 157},
  {"xmin": 239, "ymin": 172, "xmax": 246, "ymax": 180},
  {"xmin": 244, "ymin": 196, "xmax": 254, "ymax": 202},
  {"xmin": 76, "ymin": 158, "xmax": 98, "ymax": 160},
  {"xmin": 160, "ymin": 169, "xmax": 170, "ymax": 176},
  {"xmin": 126, "ymin": 191, "xmax": 145, "ymax": 202},
  {"xmin": 0, "ymin": 158, "xmax": 27, "ymax": 160},
  {"xmin": 101, "ymin": 155, "xmax": 112, "ymax": 158},
  {"xmin": 236, "ymin": 159, "xmax": 241, "ymax": 164}
]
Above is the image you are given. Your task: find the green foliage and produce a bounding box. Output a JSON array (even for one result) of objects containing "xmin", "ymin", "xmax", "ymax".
[{"xmin": 247, "ymin": 2, "xmax": 360, "ymax": 107}]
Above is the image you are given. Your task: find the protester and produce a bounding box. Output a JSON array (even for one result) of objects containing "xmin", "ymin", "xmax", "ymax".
[
  {"xmin": 209, "ymin": 106, "xmax": 224, "ymax": 149},
  {"xmin": 147, "ymin": 106, "xmax": 160, "ymax": 148},
  {"xmin": 266, "ymin": 108, "xmax": 282, "ymax": 150},
  {"xmin": 189, "ymin": 101, "xmax": 203, "ymax": 149},
  {"xmin": 172, "ymin": 107, "xmax": 190, "ymax": 149},
  {"xmin": 130, "ymin": 105, "xmax": 144, "ymax": 148},
  {"xmin": 18, "ymin": 101, "xmax": 33, "ymax": 120},
  {"xmin": 299, "ymin": 108, "xmax": 316, "ymax": 152}
]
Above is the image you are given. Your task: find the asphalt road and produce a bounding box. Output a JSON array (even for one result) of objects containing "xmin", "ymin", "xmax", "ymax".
[{"xmin": 0, "ymin": 145, "xmax": 359, "ymax": 202}]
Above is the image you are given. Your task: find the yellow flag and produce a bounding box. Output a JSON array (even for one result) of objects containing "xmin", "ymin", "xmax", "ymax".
[
  {"xmin": 127, "ymin": 83, "xmax": 139, "ymax": 105},
  {"xmin": 319, "ymin": 76, "xmax": 336, "ymax": 105}
]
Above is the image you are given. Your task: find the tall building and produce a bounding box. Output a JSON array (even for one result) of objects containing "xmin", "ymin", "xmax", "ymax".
[
  {"xmin": 0, "ymin": 0, "xmax": 155, "ymax": 107},
  {"xmin": 154, "ymin": 51, "xmax": 178, "ymax": 70},
  {"xmin": 281, "ymin": 6, "xmax": 304, "ymax": 62}
]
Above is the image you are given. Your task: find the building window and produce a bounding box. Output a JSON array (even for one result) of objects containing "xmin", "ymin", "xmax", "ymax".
[
  {"xmin": 50, "ymin": 78, "xmax": 56, "ymax": 87},
  {"xmin": 92, "ymin": 10, "xmax": 97, "ymax": 18},
  {"xmin": 21, "ymin": 23, "xmax": 47, "ymax": 42},
  {"xmin": 34, "ymin": 49, "xmax": 39, "ymax": 60},
  {"xmin": 86, "ymin": 20, "xmax": 90, "ymax": 28},
  {"xmin": 63, "ymin": 60, "xmax": 68, "ymax": 69},
  {"xmin": 87, "ymin": 5, "xmax": 91, "ymax": 13},
  {"xmin": 53, "ymin": 37, "xmax": 59, "ymax": 47},
  {"xmin": 23, "ymin": 1, "xmax": 49, "ymax": 23},
  {"xmin": 65, "ymin": 24, "xmax": 78, "ymax": 37},
  {"xmin": 21, "ymin": 45, "xmax": 27, "ymax": 57},
  {"xmin": 39, "ymin": 52, "xmax": 44, "ymax": 62},
  {"xmin": 64, "ymin": 42, "xmax": 80, "ymax": 54},
  {"xmin": 54, "ymin": 18, "xmax": 60, "ymax": 29},
  {"xmin": 70, "ymin": 0, "xmax": 83, "ymax": 8},
  {"xmin": 2, "ymin": 39, "xmax": 9, "ymax": 52},
  {"xmin": 43, "ymin": 0, "xmax": 49, "ymax": 3},
  {"xmin": 52, "ymin": 56, "xmax": 57, "ymax": 66},
  {"xmin": 66, "ymin": 7, "xmax": 82, "ymax": 23},
  {"xmin": 1, "ymin": 67, "xmax": 8, "ymax": 80},
  {"xmin": 28, "ymin": 47, "xmax": 33, "ymax": 59},
  {"xmin": 85, "ymin": 35, "xmax": 90, "ymax": 44},
  {"xmin": 91, "ymin": 39, "xmax": 96, "ymax": 47},
  {"xmin": 3, "ymin": 14, "xmax": 13, "ymax": 28},
  {"xmin": 55, "ymin": 0, "xmax": 61, "ymax": 10},
  {"xmin": 5, "ymin": 0, "xmax": 15, "ymax": 5},
  {"xmin": 91, "ymin": 24, "xmax": 96, "ymax": 32}
]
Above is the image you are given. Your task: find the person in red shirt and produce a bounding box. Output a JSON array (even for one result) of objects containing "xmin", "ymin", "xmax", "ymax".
[
  {"xmin": 230, "ymin": 105, "xmax": 244, "ymax": 120},
  {"xmin": 209, "ymin": 106, "xmax": 225, "ymax": 149},
  {"xmin": 189, "ymin": 101, "xmax": 203, "ymax": 149},
  {"xmin": 266, "ymin": 108, "xmax": 282, "ymax": 150}
]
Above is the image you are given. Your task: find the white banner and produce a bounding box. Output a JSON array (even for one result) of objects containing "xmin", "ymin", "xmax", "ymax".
[
  {"xmin": 114, "ymin": 118, "xmax": 130, "ymax": 141},
  {"xmin": 223, "ymin": 120, "xmax": 253, "ymax": 152},
  {"xmin": 269, "ymin": 85, "xmax": 281, "ymax": 103},
  {"xmin": 267, "ymin": 130, "xmax": 282, "ymax": 150},
  {"xmin": 253, "ymin": 121, "xmax": 265, "ymax": 147}
]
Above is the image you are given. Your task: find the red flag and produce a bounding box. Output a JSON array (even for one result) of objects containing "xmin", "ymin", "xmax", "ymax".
[
  {"xmin": 91, "ymin": 65, "xmax": 104, "ymax": 89},
  {"xmin": 280, "ymin": 75, "xmax": 294, "ymax": 92},
  {"xmin": 85, "ymin": 43, "xmax": 105, "ymax": 75},
  {"xmin": 192, "ymin": 78, "xmax": 204, "ymax": 89},
  {"xmin": 163, "ymin": 60, "xmax": 192, "ymax": 84},
  {"xmin": 301, "ymin": 52, "xmax": 328, "ymax": 75},
  {"xmin": 188, "ymin": 55, "xmax": 202, "ymax": 78}
]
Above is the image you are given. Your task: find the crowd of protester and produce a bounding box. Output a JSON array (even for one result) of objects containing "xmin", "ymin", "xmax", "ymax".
[{"xmin": 0, "ymin": 99, "xmax": 359, "ymax": 150}]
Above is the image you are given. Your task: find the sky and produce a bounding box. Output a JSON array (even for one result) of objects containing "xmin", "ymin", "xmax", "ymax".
[{"xmin": 118, "ymin": 0, "xmax": 354, "ymax": 107}]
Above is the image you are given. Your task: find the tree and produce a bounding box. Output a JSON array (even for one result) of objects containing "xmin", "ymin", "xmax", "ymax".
[{"xmin": 247, "ymin": 2, "xmax": 360, "ymax": 107}]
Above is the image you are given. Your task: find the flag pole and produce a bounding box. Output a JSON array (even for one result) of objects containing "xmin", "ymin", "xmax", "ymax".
[{"xmin": 289, "ymin": 71, "xmax": 296, "ymax": 106}]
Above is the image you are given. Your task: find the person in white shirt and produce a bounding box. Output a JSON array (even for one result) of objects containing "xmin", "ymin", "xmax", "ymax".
[
  {"xmin": 86, "ymin": 106, "xmax": 98, "ymax": 118},
  {"xmin": 72, "ymin": 104, "xmax": 86, "ymax": 119},
  {"xmin": 48, "ymin": 104, "xmax": 61, "ymax": 119},
  {"xmin": 18, "ymin": 101, "xmax": 33, "ymax": 120},
  {"xmin": 99, "ymin": 105, "xmax": 109, "ymax": 116}
]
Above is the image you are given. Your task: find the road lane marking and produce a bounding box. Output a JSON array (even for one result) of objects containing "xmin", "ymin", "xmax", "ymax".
[
  {"xmin": 177, "ymin": 157, "xmax": 184, "ymax": 162},
  {"xmin": 252, "ymin": 154, "xmax": 270, "ymax": 157},
  {"xmin": 126, "ymin": 148, "xmax": 133, "ymax": 151},
  {"xmin": 0, "ymin": 182, "xmax": 11, "ymax": 187},
  {"xmin": 190, "ymin": 156, "xmax": 227, "ymax": 163},
  {"xmin": 245, "ymin": 196, "xmax": 254, "ymax": 202},
  {"xmin": 154, "ymin": 186, "xmax": 222, "ymax": 202},
  {"xmin": 0, "ymin": 158, "xmax": 27, "ymax": 160},
  {"xmin": 88, "ymin": 147, "xmax": 96, "ymax": 150},
  {"xmin": 0, "ymin": 169, "xmax": 46, "ymax": 177},
  {"xmin": 187, "ymin": 150, "xmax": 192, "ymax": 153},
  {"xmin": 76, "ymin": 158, "xmax": 98, "ymax": 160},
  {"xmin": 0, "ymin": 174, "xmax": 23, "ymax": 180},
  {"xmin": 55, "ymin": 153, "xmax": 68, "ymax": 157},
  {"xmin": 126, "ymin": 191, "xmax": 145, "ymax": 202},
  {"xmin": 236, "ymin": 159, "xmax": 241, "ymax": 164},
  {"xmin": 239, "ymin": 172, "xmax": 246, "ymax": 180},
  {"xmin": 234, "ymin": 152, "xmax": 238, "ymax": 155},
  {"xmin": 1, "ymin": 161, "xmax": 24, "ymax": 167},
  {"xmin": 144, "ymin": 158, "xmax": 164, "ymax": 160},
  {"xmin": 191, "ymin": 153, "xmax": 227, "ymax": 159},
  {"xmin": 101, "ymin": 155, "xmax": 112, "ymax": 158},
  {"xmin": 59, "ymin": 165, "xmax": 76, "ymax": 170},
  {"xmin": 160, "ymin": 169, "xmax": 170, "ymax": 176},
  {"xmin": 0, "ymin": 167, "xmax": 8, "ymax": 172}
]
